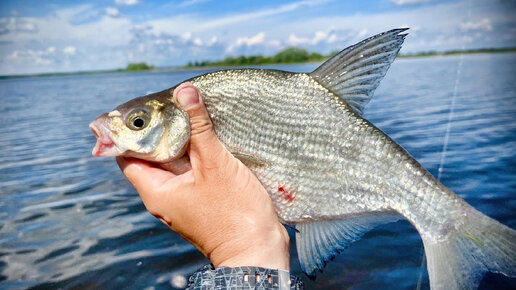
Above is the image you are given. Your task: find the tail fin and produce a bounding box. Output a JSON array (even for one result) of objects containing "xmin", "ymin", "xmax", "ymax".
[{"xmin": 422, "ymin": 205, "xmax": 516, "ymax": 289}]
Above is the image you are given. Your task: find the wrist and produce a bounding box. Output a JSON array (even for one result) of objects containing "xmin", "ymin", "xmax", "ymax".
[
  {"xmin": 210, "ymin": 222, "xmax": 290, "ymax": 270},
  {"xmin": 187, "ymin": 265, "xmax": 304, "ymax": 289}
]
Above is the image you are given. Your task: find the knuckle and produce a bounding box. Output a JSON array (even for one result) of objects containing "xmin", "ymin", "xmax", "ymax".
[
  {"xmin": 189, "ymin": 114, "xmax": 213, "ymax": 136},
  {"xmin": 195, "ymin": 148, "xmax": 231, "ymax": 176}
]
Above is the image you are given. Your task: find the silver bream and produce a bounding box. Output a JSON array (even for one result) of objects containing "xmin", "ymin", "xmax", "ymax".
[{"xmin": 90, "ymin": 29, "xmax": 516, "ymax": 289}]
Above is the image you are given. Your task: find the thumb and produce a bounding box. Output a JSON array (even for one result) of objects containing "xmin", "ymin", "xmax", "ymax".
[{"xmin": 173, "ymin": 82, "xmax": 227, "ymax": 170}]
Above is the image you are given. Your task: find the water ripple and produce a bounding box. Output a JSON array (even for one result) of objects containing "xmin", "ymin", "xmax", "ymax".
[{"xmin": 1, "ymin": 54, "xmax": 515, "ymax": 289}]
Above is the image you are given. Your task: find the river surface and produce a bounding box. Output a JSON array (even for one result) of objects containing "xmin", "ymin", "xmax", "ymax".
[{"xmin": 1, "ymin": 54, "xmax": 515, "ymax": 289}]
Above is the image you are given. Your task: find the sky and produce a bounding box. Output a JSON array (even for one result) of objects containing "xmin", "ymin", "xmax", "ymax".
[{"xmin": 0, "ymin": 0, "xmax": 514, "ymax": 75}]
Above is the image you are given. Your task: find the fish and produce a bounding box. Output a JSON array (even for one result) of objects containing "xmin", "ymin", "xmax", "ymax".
[{"xmin": 90, "ymin": 29, "xmax": 516, "ymax": 289}]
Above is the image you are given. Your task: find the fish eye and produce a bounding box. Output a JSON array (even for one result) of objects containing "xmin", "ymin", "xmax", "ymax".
[
  {"xmin": 133, "ymin": 118, "xmax": 144, "ymax": 128},
  {"xmin": 126, "ymin": 109, "xmax": 150, "ymax": 131}
]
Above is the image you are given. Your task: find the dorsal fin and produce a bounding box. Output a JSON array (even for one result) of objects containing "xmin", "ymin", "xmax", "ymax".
[{"xmin": 310, "ymin": 28, "xmax": 408, "ymax": 115}]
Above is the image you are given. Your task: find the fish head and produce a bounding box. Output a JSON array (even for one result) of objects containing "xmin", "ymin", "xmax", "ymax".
[{"xmin": 89, "ymin": 90, "xmax": 190, "ymax": 163}]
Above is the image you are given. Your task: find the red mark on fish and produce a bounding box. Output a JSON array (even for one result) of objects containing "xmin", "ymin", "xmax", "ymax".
[{"xmin": 278, "ymin": 182, "xmax": 295, "ymax": 203}]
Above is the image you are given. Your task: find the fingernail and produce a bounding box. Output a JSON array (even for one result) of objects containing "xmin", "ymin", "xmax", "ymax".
[{"xmin": 177, "ymin": 86, "xmax": 199, "ymax": 109}]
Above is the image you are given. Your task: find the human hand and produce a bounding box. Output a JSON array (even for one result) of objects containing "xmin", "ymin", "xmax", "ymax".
[{"xmin": 116, "ymin": 83, "xmax": 290, "ymax": 270}]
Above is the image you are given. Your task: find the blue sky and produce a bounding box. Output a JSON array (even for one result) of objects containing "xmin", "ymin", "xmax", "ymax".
[{"xmin": 0, "ymin": 0, "xmax": 514, "ymax": 75}]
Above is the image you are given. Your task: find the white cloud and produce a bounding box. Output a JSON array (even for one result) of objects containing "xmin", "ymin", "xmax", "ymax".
[
  {"xmin": 326, "ymin": 33, "xmax": 337, "ymax": 44},
  {"xmin": 0, "ymin": 17, "xmax": 38, "ymax": 34},
  {"xmin": 462, "ymin": 35, "xmax": 474, "ymax": 44},
  {"xmin": 0, "ymin": 0, "xmax": 514, "ymax": 75},
  {"xmin": 193, "ymin": 37, "xmax": 203, "ymax": 46},
  {"xmin": 312, "ymin": 31, "xmax": 327, "ymax": 44},
  {"xmin": 6, "ymin": 46, "xmax": 57, "ymax": 65},
  {"xmin": 197, "ymin": 0, "xmax": 328, "ymax": 31},
  {"xmin": 15, "ymin": 20, "xmax": 37, "ymax": 33},
  {"xmin": 52, "ymin": 4, "xmax": 92, "ymax": 21},
  {"xmin": 144, "ymin": 0, "xmax": 329, "ymax": 38},
  {"xmin": 287, "ymin": 34, "xmax": 309, "ymax": 46},
  {"xmin": 182, "ymin": 32, "xmax": 192, "ymax": 40},
  {"xmin": 269, "ymin": 40, "xmax": 281, "ymax": 47},
  {"xmin": 208, "ymin": 36, "xmax": 218, "ymax": 46},
  {"xmin": 236, "ymin": 32, "xmax": 265, "ymax": 46},
  {"xmin": 106, "ymin": 7, "xmax": 120, "ymax": 18},
  {"xmin": 311, "ymin": 29, "xmax": 338, "ymax": 44},
  {"xmin": 226, "ymin": 32, "xmax": 266, "ymax": 53},
  {"xmin": 391, "ymin": 0, "xmax": 430, "ymax": 6},
  {"xmin": 63, "ymin": 46, "xmax": 77, "ymax": 56},
  {"xmin": 115, "ymin": 0, "xmax": 139, "ymax": 6},
  {"xmin": 28, "ymin": 9, "xmax": 133, "ymax": 48},
  {"xmin": 178, "ymin": 0, "xmax": 210, "ymax": 8},
  {"xmin": 460, "ymin": 18, "xmax": 492, "ymax": 32},
  {"xmin": 286, "ymin": 30, "xmax": 339, "ymax": 47},
  {"xmin": 356, "ymin": 28, "xmax": 368, "ymax": 39},
  {"xmin": 0, "ymin": 4, "xmax": 135, "ymax": 74}
]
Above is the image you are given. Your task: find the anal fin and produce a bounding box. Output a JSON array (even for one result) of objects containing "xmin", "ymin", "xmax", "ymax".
[{"xmin": 296, "ymin": 213, "xmax": 400, "ymax": 278}]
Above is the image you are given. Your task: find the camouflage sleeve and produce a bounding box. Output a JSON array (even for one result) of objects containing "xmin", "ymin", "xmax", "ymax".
[{"xmin": 186, "ymin": 264, "xmax": 304, "ymax": 289}]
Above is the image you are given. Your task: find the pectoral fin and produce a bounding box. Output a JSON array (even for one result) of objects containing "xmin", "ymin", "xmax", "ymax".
[{"xmin": 232, "ymin": 152, "xmax": 268, "ymax": 169}]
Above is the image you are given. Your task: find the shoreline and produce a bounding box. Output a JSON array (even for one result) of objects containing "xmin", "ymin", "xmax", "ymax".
[{"xmin": 2, "ymin": 49, "xmax": 515, "ymax": 80}]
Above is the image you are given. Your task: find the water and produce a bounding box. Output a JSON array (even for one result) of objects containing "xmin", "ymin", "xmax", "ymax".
[{"xmin": 1, "ymin": 54, "xmax": 515, "ymax": 289}]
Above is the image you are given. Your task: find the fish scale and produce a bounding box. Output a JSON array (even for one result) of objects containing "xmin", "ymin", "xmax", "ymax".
[
  {"xmin": 91, "ymin": 29, "xmax": 516, "ymax": 289},
  {"xmin": 192, "ymin": 69, "xmax": 410, "ymax": 220}
]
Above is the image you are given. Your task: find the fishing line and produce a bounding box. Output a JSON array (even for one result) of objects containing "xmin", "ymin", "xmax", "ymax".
[
  {"xmin": 415, "ymin": 54, "xmax": 464, "ymax": 290},
  {"xmin": 415, "ymin": 1, "xmax": 470, "ymax": 289},
  {"xmin": 437, "ymin": 54, "xmax": 463, "ymax": 181}
]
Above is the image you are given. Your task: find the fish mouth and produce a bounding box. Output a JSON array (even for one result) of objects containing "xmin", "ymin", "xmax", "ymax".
[{"xmin": 89, "ymin": 120, "xmax": 122, "ymax": 157}]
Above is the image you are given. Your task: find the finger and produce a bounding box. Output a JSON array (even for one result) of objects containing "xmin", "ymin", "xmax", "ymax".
[
  {"xmin": 160, "ymin": 155, "xmax": 192, "ymax": 175},
  {"xmin": 117, "ymin": 157, "xmax": 195, "ymax": 224},
  {"xmin": 116, "ymin": 157, "xmax": 177, "ymax": 202},
  {"xmin": 173, "ymin": 83, "xmax": 227, "ymax": 171}
]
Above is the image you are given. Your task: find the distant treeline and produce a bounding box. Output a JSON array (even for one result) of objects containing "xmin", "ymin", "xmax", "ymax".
[
  {"xmin": 0, "ymin": 62, "xmax": 156, "ymax": 79},
  {"xmin": 185, "ymin": 47, "xmax": 516, "ymax": 68},
  {"xmin": 186, "ymin": 47, "xmax": 339, "ymax": 68},
  {"xmin": 124, "ymin": 62, "xmax": 155, "ymax": 71},
  {"xmin": 398, "ymin": 47, "xmax": 516, "ymax": 58}
]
